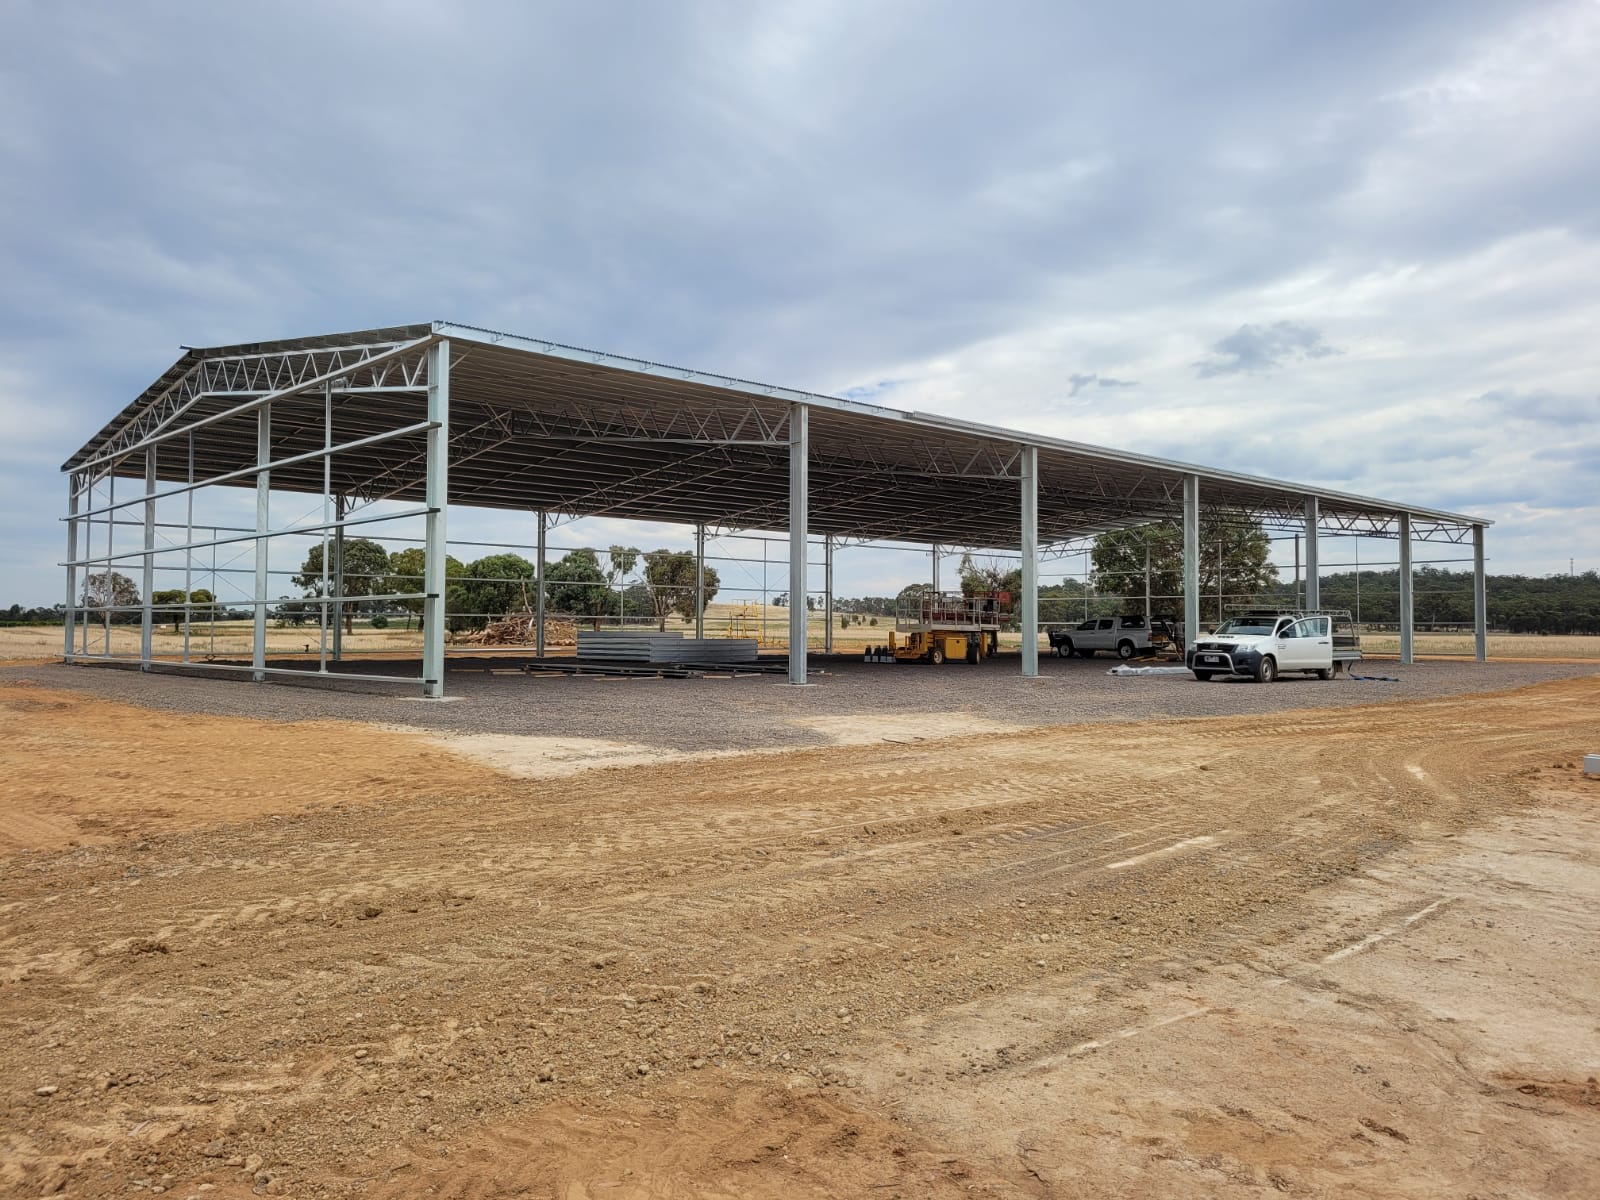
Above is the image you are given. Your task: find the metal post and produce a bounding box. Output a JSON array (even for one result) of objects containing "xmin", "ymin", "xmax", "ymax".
[
  {"xmin": 1216, "ymin": 540, "xmax": 1224, "ymax": 625},
  {"xmin": 422, "ymin": 339, "xmax": 450, "ymax": 698},
  {"xmin": 1020, "ymin": 445, "xmax": 1038, "ymax": 677},
  {"xmin": 183, "ymin": 433, "xmax": 195, "ymax": 663},
  {"xmin": 1473, "ymin": 524, "xmax": 1487, "ymax": 662},
  {"xmin": 1293, "ymin": 534, "xmax": 1301, "ymax": 609},
  {"xmin": 140, "ymin": 446, "xmax": 156, "ymax": 670},
  {"xmin": 320, "ymin": 381, "xmax": 332, "ymax": 672},
  {"xmin": 332, "ymin": 493, "xmax": 346, "ymax": 661},
  {"xmin": 1303, "ymin": 497, "xmax": 1320, "ymax": 610},
  {"xmin": 252, "ymin": 406, "xmax": 271, "ymax": 682},
  {"xmin": 535, "ymin": 510, "xmax": 547, "ymax": 657},
  {"xmin": 1182, "ymin": 474, "xmax": 1200, "ymax": 647},
  {"xmin": 1398, "ymin": 513, "xmax": 1414, "ymax": 665},
  {"xmin": 694, "ymin": 523, "xmax": 706, "ymax": 639},
  {"xmin": 1143, "ymin": 543, "xmax": 1151, "ymax": 628},
  {"xmin": 788, "ymin": 404, "xmax": 809, "ymax": 684},
  {"xmin": 103, "ymin": 470, "xmax": 114, "ymax": 654},
  {"xmin": 823, "ymin": 535, "xmax": 834, "ymax": 654},
  {"xmin": 63, "ymin": 473, "xmax": 79, "ymax": 661},
  {"xmin": 932, "ymin": 542, "xmax": 940, "ymax": 595}
]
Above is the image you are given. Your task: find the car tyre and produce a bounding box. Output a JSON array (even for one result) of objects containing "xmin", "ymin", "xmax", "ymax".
[
  {"xmin": 1255, "ymin": 655, "xmax": 1277, "ymax": 683},
  {"xmin": 1315, "ymin": 667, "xmax": 1332, "ymax": 680},
  {"xmin": 1116, "ymin": 640, "xmax": 1135, "ymax": 659},
  {"xmin": 1061, "ymin": 639, "xmax": 1074, "ymax": 658}
]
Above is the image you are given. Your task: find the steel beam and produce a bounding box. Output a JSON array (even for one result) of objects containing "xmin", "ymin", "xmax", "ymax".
[
  {"xmin": 535, "ymin": 511, "xmax": 547, "ymax": 657},
  {"xmin": 1398, "ymin": 513, "xmax": 1414, "ymax": 665},
  {"xmin": 140, "ymin": 447, "xmax": 156, "ymax": 670},
  {"xmin": 1020, "ymin": 445, "xmax": 1038, "ymax": 677},
  {"xmin": 1473, "ymin": 524, "xmax": 1487, "ymax": 662},
  {"xmin": 1182, "ymin": 474, "xmax": 1201, "ymax": 647},
  {"xmin": 63, "ymin": 473, "xmax": 79, "ymax": 661},
  {"xmin": 695, "ymin": 523, "xmax": 706, "ymax": 639},
  {"xmin": 422, "ymin": 340, "xmax": 450, "ymax": 698},
  {"xmin": 823, "ymin": 535, "xmax": 834, "ymax": 654},
  {"xmin": 788, "ymin": 404, "xmax": 809, "ymax": 685},
  {"xmin": 1303, "ymin": 497, "xmax": 1321, "ymax": 610},
  {"xmin": 534, "ymin": 508, "xmax": 547, "ymax": 659},
  {"xmin": 332, "ymin": 494, "xmax": 345, "ymax": 661},
  {"xmin": 252, "ymin": 407, "xmax": 271, "ymax": 682}
]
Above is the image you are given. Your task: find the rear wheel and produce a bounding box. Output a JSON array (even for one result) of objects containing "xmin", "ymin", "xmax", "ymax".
[
  {"xmin": 966, "ymin": 642, "xmax": 979, "ymax": 665},
  {"xmin": 1193, "ymin": 670, "xmax": 1215, "ymax": 682},
  {"xmin": 1255, "ymin": 655, "xmax": 1277, "ymax": 683},
  {"xmin": 1314, "ymin": 667, "xmax": 1332, "ymax": 680},
  {"xmin": 1116, "ymin": 640, "xmax": 1135, "ymax": 659}
]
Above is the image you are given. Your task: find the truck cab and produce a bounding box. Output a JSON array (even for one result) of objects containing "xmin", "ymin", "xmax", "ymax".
[{"xmin": 1187, "ymin": 609, "xmax": 1361, "ymax": 682}]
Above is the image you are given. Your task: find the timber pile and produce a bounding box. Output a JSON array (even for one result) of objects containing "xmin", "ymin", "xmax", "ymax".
[{"xmin": 450, "ymin": 613, "xmax": 577, "ymax": 647}]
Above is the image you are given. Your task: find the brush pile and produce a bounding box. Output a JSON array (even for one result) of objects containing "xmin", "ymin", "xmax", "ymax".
[{"xmin": 450, "ymin": 613, "xmax": 577, "ymax": 647}]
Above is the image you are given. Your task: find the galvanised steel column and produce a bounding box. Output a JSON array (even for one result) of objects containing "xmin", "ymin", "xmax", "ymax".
[
  {"xmin": 252, "ymin": 406, "xmax": 271, "ymax": 683},
  {"xmin": 332, "ymin": 494, "xmax": 346, "ymax": 661},
  {"xmin": 1398, "ymin": 513, "xmax": 1414, "ymax": 665},
  {"xmin": 535, "ymin": 511, "xmax": 547, "ymax": 657},
  {"xmin": 1020, "ymin": 445, "xmax": 1038, "ymax": 677},
  {"xmin": 694, "ymin": 523, "xmax": 706, "ymax": 639},
  {"xmin": 788, "ymin": 403, "xmax": 809, "ymax": 685},
  {"xmin": 140, "ymin": 446, "xmax": 157, "ymax": 670},
  {"xmin": 63, "ymin": 472, "xmax": 79, "ymax": 661},
  {"xmin": 932, "ymin": 542, "xmax": 940, "ymax": 594},
  {"xmin": 823, "ymin": 535, "xmax": 834, "ymax": 655},
  {"xmin": 1182, "ymin": 474, "xmax": 1200, "ymax": 648},
  {"xmin": 1473, "ymin": 524, "xmax": 1487, "ymax": 662},
  {"xmin": 1303, "ymin": 497, "xmax": 1321, "ymax": 610},
  {"xmin": 422, "ymin": 339, "xmax": 450, "ymax": 698}
]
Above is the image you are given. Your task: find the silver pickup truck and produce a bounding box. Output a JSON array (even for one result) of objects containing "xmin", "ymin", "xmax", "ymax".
[{"xmin": 1048, "ymin": 615, "xmax": 1155, "ymax": 660}]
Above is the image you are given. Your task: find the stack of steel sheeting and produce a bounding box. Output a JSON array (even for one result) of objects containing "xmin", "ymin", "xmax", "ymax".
[{"xmin": 577, "ymin": 631, "xmax": 759, "ymax": 664}]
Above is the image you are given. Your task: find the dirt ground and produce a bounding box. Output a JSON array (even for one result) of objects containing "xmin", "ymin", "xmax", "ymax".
[{"xmin": 2, "ymin": 672, "xmax": 1598, "ymax": 1198}]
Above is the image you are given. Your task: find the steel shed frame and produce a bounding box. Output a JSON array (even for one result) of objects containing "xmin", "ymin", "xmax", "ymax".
[{"xmin": 60, "ymin": 321, "xmax": 1493, "ymax": 694}]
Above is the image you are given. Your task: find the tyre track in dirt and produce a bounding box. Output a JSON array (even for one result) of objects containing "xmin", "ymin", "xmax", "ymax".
[{"xmin": 0, "ymin": 676, "xmax": 1596, "ymax": 1197}]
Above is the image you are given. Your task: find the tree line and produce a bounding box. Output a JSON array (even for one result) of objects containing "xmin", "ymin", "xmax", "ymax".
[{"xmin": 17, "ymin": 529, "xmax": 1599, "ymax": 635}]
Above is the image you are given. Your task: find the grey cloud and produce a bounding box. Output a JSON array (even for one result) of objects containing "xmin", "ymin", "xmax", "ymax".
[
  {"xmin": 1066, "ymin": 373, "xmax": 1138, "ymax": 398},
  {"xmin": 1194, "ymin": 322, "xmax": 1340, "ymax": 378},
  {"xmin": 1, "ymin": 0, "xmax": 1596, "ymax": 598}
]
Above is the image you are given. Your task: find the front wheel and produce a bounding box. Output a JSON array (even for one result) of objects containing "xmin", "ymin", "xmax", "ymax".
[
  {"xmin": 1255, "ymin": 655, "xmax": 1277, "ymax": 684},
  {"xmin": 1116, "ymin": 640, "xmax": 1135, "ymax": 659},
  {"xmin": 1193, "ymin": 670, "xmax": 1215, "ymax": 682},
  {"xmin": 930, "ymin": 645, "xmax": 945, "ymax": 665},
  {"xmin": 1060, "ymin": 639, "xmax": 1074, "ymax": 658}
]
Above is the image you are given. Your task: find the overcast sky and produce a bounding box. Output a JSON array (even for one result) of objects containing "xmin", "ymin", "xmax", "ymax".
[{"xmin": 3, "ymin": 0, "xmax": 1596, "ymax": 605}]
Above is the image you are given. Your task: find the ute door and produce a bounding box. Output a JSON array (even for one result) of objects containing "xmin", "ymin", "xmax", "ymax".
[
  {"xmin": 1304, "ymin": 616, "xmax": 1332, "ymax": 667},
  {"xmin": 1272, "ymin": 619, "xmax": 1310, "ymax": 670}
]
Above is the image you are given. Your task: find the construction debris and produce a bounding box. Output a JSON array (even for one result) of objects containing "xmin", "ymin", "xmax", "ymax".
[{"xmin": 449, "ymin": 612, "xmax": 577, "ymax": 647}]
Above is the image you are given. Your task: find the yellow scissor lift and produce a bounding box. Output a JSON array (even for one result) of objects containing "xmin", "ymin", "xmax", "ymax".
[{"xmin": 880, "ymin": 591, "xmax": 1009, "ymax": 664}]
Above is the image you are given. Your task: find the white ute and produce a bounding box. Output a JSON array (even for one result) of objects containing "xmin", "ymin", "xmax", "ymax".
[{"xmin": 1186, "ymin": 609, "xmax": 1362, "ymax": 683}]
